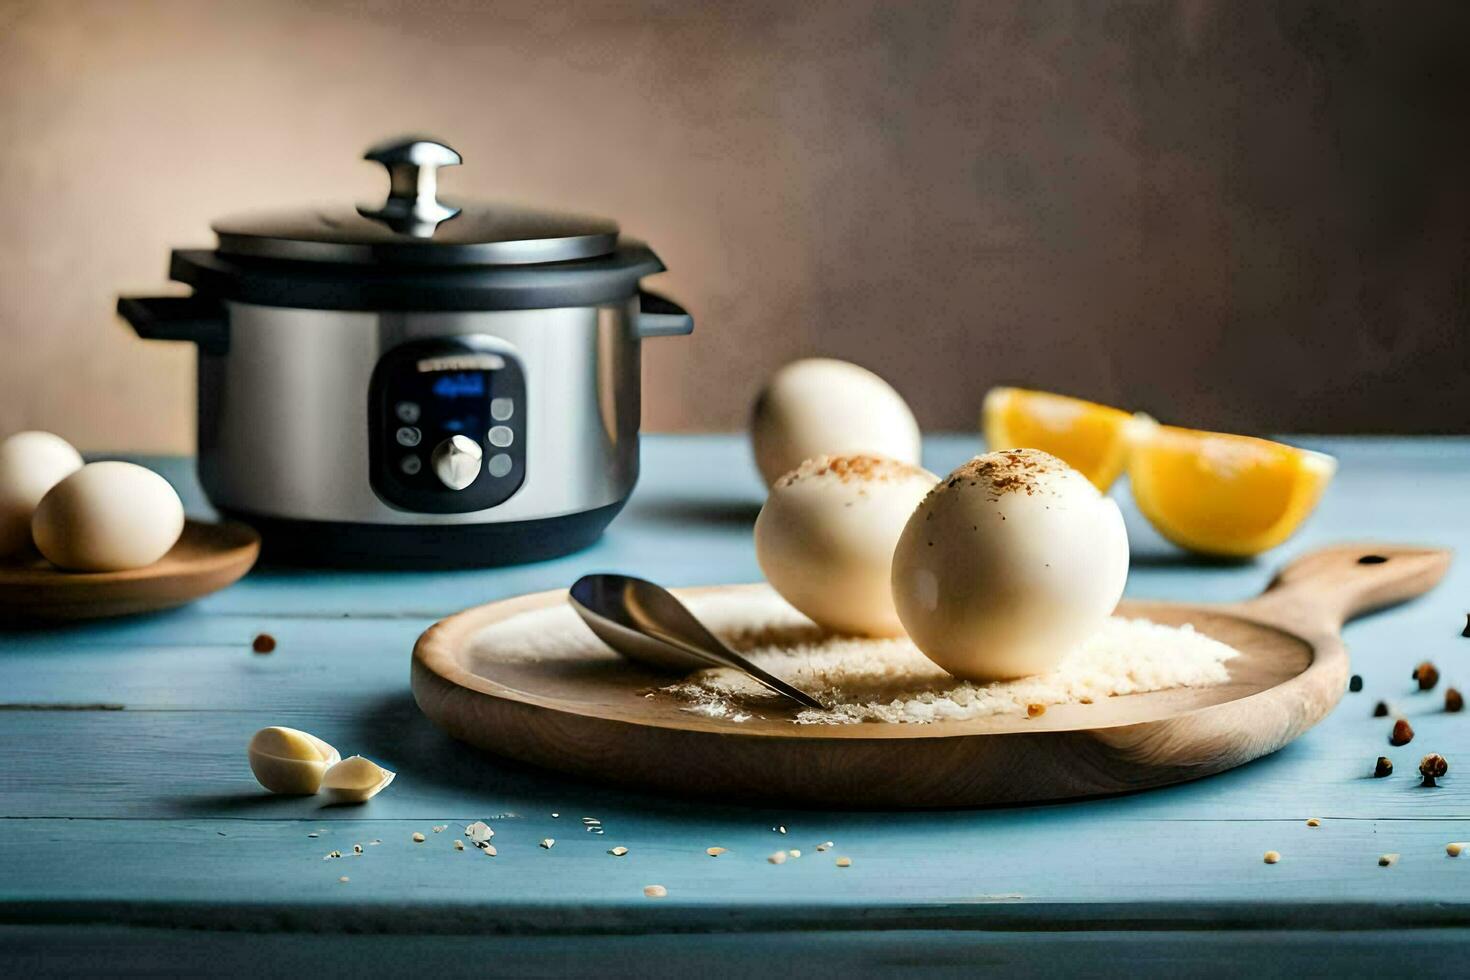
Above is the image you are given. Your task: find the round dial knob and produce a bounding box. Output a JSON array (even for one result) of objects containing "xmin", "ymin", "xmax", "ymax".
[{"xmin": 431, "ymin": 435, "xmax": 482, "ymax": 490}]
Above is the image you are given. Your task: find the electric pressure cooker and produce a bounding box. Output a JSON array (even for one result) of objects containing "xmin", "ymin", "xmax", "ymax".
[{"xmin": 119, "ymin": 136, "xmax": 692, "ymax": 567}]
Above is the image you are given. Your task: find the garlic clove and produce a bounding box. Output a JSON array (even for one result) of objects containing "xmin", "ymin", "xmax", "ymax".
[
  {"xmin": 248, "ymin": 726, "xmax": 341, "ymax": 795},
  {"xmin": 321, "ymin": 755, "xmax": 395, "ymax": 804}
]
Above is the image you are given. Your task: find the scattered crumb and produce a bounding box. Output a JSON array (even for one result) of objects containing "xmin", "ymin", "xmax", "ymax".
[
  {"xmin": 338, "ymin": 876, "xmax": 349, "ymax": 883},
  {"xmin": 465, "ymin": 822, "xmax": 494, "ymax": 844},
  {"xmin": 775, "ymin": 825, "xmax": 787, "ymax": 834},
  {"xmin": 643, "ymin": 885, "xmax": 667, "ymax": 898},
  {"xmin": 1305, "ymin": 818, "xmax": 1321, "ymax": 828},
  {"xmin": 540, "ymin": 838, "xmax": 555, "ymax": 849},
  {"xmin": 412, "ymin": 833, "xmax": 425, "ymax": 843},
  {"xmin": 479, "ymin": 844, "xmax": 497, "ymax": 856},
  {"xmin": 369, "ymin": 839, "xmax": 382, "ymax": 846},
  {"xmin": 352, "ymin": 843, "xmax": 363, "ymax": 854},
  {"xmin": 816, "ymin": 841, "xmax": 833, "ymax": 852},
  {"xmin": 609, "ymin": 846, "xmax": 629, "ymax": 857},
  {"xmin": 433, "ymin": 825, "xmax": 447, "ymax": 834},
  {"xmin": 1263, "ymin": 851, "xmax": 1281, "ymax": 865},
  {"xmin": 1447, "ymin": 842, "xmax": 1466, "ymax": 857},
  {"xmin": 1026, "ymin": 703, "xmax": 1046, "ymax": 719},
  {"xmin": 307, "ymin": 833, "xmax": 319, "ymax": 838},
  {"xmin": 551, "ymin": 812, "xmax": 560, "ymax": 818},
  {"xmin": 453, "ymin": 840, "xmax": 465, "ymax": 851},
  {"xmin": 788, "ymin": 849, "xmax": 802, "ymax": 858},
  {"xmin": 768, "ymin": 851, "xmax": 788, "ymax": 865},
  {"xmin": 836, "ymin": 856, "xmax": 853, "ymax": 868},
  {"xmin": 324, "ymin": 850, "xmax": 342, "ymax": 860},
  {"xmin": 1379, "ymin": 853, "xmax": 1399, "ymax": 867},
  {"xmin": 252, "ymin": 633, "xmax": 276, "ymax": 654},
  {"xmin": 706, "ymin": 847, "xmax": 727, "ymax": 857},
  {"xmin": 1419, "ymin": 753, "xmax": 1449, "ymax": 787}
]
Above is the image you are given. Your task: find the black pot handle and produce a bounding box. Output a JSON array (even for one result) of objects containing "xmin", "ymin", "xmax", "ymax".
[
  {"xmin": 117, "ymin": 295, "xmax": 230, "ymax": 355},
  {"xmin": 634, "ymin": 291, "xmax": 694, "ymax": 339}
]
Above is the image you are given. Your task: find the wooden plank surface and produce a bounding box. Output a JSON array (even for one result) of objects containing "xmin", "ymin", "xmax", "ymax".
[
  {"xmin": 2, "ymin": 435, "xmax": 1468, "ymax": 963},
  {"xmin": 6, "ymin": 926, "xmax": 1470, "ymax": 980}
]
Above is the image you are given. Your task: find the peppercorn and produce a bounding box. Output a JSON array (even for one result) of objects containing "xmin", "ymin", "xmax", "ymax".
[
  {"xmin": 1372, "ymin": 701, "xmax": 1390, "ymax": 717},
  {"xmin": 1412, "ymin": 661, "xmax": 1440, "ymax": 691},
  {"xmin": 1462, "ymin": 614, "xmax": 1470, "ymax": 638},
  {"xmin": 1373, "ymin": 756, "xmax": 1393, "ymax": 778},
  {"xmin": 252, "ymin": 633, "xmax": 277, "ymax": 654},
  {"xmin": 1390, "ymin": 718, "xmax": 1414, "ymax": 746},
  {"xmin": 1348, "ymin": 675, "xmax": 1363, "ymax": 693},
  {"xmin": 1419, "ymin": 753, "xmax": 1448, "ymax": 787},
  {"xmin": 1447, "ymin": 688, "xmax": 1464, "ymax": 713},
  {"xmin": 1026, "ymin": 703, "xmax": 1046, "ymax": 719}
]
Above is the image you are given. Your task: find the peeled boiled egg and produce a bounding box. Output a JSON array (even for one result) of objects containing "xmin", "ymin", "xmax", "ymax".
[
  {"xmin": 31, "ymin": 461, "xmax": 185, "ymax": 572},
  {"xmin": 750, "ymin": 358, "xmax": 921, "ymax": 487},
  {"xmin": 755, "ymin": 454, "xmax": 938, "ymax": 636},
  {"xmin": 0, "ymin": 431, "xmax": 84, "ymax": 558},
  {"xmin": 891, "ymin": 449, "xmax": 1129, "ymax": 681}
]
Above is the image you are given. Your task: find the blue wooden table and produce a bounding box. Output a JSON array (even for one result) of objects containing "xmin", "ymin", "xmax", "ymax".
[{"xmin": 2, "ymin": 435, "xmax": 1467, "ymax": 977}]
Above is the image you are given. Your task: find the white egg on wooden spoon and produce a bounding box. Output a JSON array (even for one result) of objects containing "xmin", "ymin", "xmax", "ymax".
[
  {"xmin": 750, "ymin": 358, "xmax": 921, "ymax": 487},
  {"xmin": 891, "ymin": 449, "xmax": 1129, "ymax": 681},
  {"xmin": 0, "ymin": 431, "xmax": 84, "ymax": 558},
  {"xmin": 756, "ymin": 454, "xmax": 938, "ymax": 636},
  {"xmin": 31, "ymin": 461, "xmax": 185, "ymax": 572}
]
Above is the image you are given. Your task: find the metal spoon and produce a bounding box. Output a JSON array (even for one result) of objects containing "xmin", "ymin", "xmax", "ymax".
[{"xmin": 568, "ymin": 573, "xmax": 823, "ymax": 710}]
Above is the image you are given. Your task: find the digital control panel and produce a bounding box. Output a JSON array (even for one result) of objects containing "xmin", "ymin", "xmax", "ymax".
[{"xmin": 368, "ymin": 336, "xmax": 527, "ymax": 513}]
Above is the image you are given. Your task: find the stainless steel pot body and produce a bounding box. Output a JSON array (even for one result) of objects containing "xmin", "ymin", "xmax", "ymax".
[{"xmin": 196, "ymin": 298, "xmax": 641, "ymax": 525}]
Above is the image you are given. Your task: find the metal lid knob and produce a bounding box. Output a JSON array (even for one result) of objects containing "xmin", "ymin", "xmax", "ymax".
[
  {"xmin": 357, "ymin": 136, "xmax": 462, "ymax": 237},
  {"xmin": 431, "ymin": 434, "xmax": 483, "ymax": 490}
]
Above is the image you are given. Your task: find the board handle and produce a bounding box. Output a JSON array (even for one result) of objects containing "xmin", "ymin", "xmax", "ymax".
[{"xmin": 1244, "ymin": 543, "xmax": 1452, "ymax": 631}]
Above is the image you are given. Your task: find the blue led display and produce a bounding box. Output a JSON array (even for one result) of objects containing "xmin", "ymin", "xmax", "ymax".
[{"xmin": 432, "ymin": 372, "xmax": 486, "ymax": 399}]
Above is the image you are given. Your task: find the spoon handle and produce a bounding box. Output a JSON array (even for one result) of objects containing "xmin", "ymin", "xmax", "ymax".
[{"xmin": 640, "ymin": 624, "xmax": 824, "ymax": 710}]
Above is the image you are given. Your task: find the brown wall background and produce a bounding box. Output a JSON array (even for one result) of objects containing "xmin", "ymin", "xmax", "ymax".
[{"xmin": 1, "ymin": 0, "xmax": 1466, "ymax": 452}]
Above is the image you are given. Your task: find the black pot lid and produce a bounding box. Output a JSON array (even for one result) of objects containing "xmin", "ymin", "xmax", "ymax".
[{"xmin": 211, "ymin": 137, "xmax": 620, "ymax": 266}]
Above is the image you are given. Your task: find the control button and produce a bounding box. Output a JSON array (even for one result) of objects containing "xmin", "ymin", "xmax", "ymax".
[
  {"xmin": 431, "ymin": 434, "xmax": 482, "ymax": 490},
  {"xmin": 490, "ymin": 397, "xmax": 514, "ymax": 422},
  {"xmin": 488, "ymin": 425, "xmax": 514, "ymax": 448},
  {"xmin": 487, "ymin": 453, "xmax": 513, "ymax": 478},
  {"xmin": 399, "ymin": 454, "xmax": 422, "ymax": 476},
  {"xmin": 395, "ymin": 426, "xmax": 422, "ymax": 448},
  {"xmin": 395, "ymin": 401, "xmax": 421, "ymax": 424}
]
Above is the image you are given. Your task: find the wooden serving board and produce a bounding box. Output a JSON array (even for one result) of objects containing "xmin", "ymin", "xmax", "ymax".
[
  {"xmin": 412, "ymin": 543, "xmax": 1449, "ymax": 808},
  {"xmin": 0, "ymin": 519, "xmax": 260, "ymax": 623}
]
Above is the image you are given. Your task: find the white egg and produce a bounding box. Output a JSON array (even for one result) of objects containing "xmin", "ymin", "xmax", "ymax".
[
  {"xmin": 0, "ymin": 431, "xmax": 84, "ymax": 558},
  {"xmin": 755, "ymin": 454, "xmax": 938, "ymax": 636},
  {"xmin": 31, "ymin": 461, "xmax": 185, "ymax": 572},
  {"xmin": 750, "ymin": 358, "xmax": 921, "ymax": 488},
  {"xmin": 891, "ymin": 449, "xmax": 1129, "ymax": 681}
]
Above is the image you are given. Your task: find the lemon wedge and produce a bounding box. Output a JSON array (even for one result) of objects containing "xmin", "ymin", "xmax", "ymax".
[
  {"xmin": 1128, "ymin": 423, "xmax": 1335, "ymax": 557},
  {"xmin": 981, "ymin": 387, "xmax": 1143, "ymax": 491}
]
